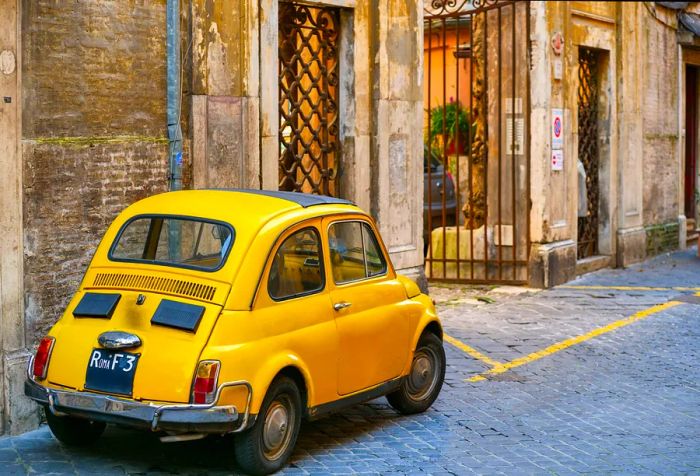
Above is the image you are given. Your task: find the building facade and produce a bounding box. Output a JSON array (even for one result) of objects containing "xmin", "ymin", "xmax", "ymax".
[
  {"xmin": 422, "ymin": 1, "xmax": 699, "ymax": 286},
  {"xmin": 528, "ymin": 1, "xmax": 699, "ymax": 285}
]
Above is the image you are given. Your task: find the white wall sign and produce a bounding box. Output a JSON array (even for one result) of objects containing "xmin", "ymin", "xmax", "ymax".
[
  {"xmin": 506, "ymin": 97, "xmax": 524, "ymax": 156},
  {"xmin": 553, "ymin": 58, "xmax": 563, "ymax": 80},
  {"xmin": 506, "ymin": 117, "xmax": 524, "ymax": 156},
  {"xmin": 0, "ymin": 50, "xmax": 16, "ymax": 75},
  {"xmin": 551, "ymin": 108, "xmax": 563, "ymax": 150},
  {"xmin": 552, "ymin": 149, "xmax": 564, "ymax": 171}
]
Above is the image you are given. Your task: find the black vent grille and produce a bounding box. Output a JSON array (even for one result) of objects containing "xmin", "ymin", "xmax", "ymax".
[{"xmin": 92, "ymin": 273, "xmax": 217, "ymax": 302}]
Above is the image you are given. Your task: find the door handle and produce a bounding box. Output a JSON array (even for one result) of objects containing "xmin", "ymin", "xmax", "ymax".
[{"xmin": 333, "ymin": 301, "xmax": 352, "ymax": 311}]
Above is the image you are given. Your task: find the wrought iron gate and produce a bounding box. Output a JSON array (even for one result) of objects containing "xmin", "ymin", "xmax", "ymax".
[
  {"xmin": 279, "ymin": 2, "xmax": 340, "ymax": 196},
  {"xmin": 577, "ymin": 48, "xmax": 599, "ymax": 259},
  {"xmin": 424, "ymin": 0, "xmax": 530, "ymax": 284}
]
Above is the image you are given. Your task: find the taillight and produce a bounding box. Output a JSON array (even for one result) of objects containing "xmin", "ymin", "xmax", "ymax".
[
  {"xmin": 33, "ymin": 337, "xmax": 55, "ymax": 380},
  {"xmin": 192, "ymin": 360, "xmax": 220, "ymax": 404}
]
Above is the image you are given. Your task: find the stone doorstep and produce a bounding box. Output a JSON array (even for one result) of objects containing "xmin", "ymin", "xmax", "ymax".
[
  {"xmin": 575, "ymin": 255, "xmax": 613, "ymax": 276},
  {"xmin": 689, "ymin": 231, "xmax": 699, "ymax": 250}
]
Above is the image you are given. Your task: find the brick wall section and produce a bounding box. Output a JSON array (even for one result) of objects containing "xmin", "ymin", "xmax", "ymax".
[
  {"xmin": 21, "ymin": 0, "xmax": 167, "ymax": 137},
  {"xmin": 21, "ymin": 1, "xmax": 170, "ymax": 345},
  {"xmin": 642, "ymin": 11, "xmax": 679, "ymax": 226}
]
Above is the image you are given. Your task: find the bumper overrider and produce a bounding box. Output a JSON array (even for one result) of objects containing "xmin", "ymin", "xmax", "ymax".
[{"xmin": 24, "ymin": 357, "xmax": 253, "ymax": 434}]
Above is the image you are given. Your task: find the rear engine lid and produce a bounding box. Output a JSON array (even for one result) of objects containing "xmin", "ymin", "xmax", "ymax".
[{"xmin": 47, "ymin": 274, "xmax": 228, "ymax": 403}]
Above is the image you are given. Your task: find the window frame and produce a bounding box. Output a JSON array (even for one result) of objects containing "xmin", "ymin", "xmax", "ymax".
[
  {"xmin": 266, "ymin": 226, "xmax": 326, "ymax": 302},
  {"xmin": 108, "ymin": 214, "xmax": 235, "ymax": 273},
  {"xmin": 326, "ymin": 219, "xmax": 389, "ymax": 286}
]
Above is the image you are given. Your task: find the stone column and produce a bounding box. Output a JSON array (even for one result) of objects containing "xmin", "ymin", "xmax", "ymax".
[
  {"xmin": 190, "ymin": 0, "xmax": 260, "ymax": 190},
  {"xmin": 370, "ymin": 0, "xmax": 425, "ymax": 288},
  {"xmin": 616, "ymin": 1, "xmax": 646, "ymax": 266},
  {"xmin": 527, "ymin": 1, "xmax": 577, "ymax": 288},
  {"xmin": 0, "ymin": 0, "xmax": 38, "ymax": 435}
]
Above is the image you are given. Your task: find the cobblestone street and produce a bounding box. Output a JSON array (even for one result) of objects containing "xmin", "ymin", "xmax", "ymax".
[{"xmin": 2, "ymin": 247, "xmax": 699, "ymax": 475}]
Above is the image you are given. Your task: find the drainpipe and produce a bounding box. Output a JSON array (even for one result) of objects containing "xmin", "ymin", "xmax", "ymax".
[
  {"xmin": 166, "ymin": 0, "xmax": 182, "ymax": 260},
  {"xmin": 166, "ymin": 0, "xmax": 182, "ymax": 192}
]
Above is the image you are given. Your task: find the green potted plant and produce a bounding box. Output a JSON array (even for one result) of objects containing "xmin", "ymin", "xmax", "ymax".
[{"xmin": 428, "ymin": 99, "xmax": 472, "ymax": 155}]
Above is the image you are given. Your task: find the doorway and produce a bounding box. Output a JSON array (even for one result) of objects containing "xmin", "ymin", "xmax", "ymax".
[{"xmin": 685, "ymin": 65, "xmax": 698, "ymax": 226}]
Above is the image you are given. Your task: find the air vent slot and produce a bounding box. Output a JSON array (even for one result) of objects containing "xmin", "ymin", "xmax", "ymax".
[{"xmin": 92, "ymin": 273, "xmax": 217, "ymax": 302}]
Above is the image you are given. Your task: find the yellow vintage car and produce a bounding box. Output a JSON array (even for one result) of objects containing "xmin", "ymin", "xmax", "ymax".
[{"xmin": 25, "ymin": 189, "xmax": 445, "ymax": 475}]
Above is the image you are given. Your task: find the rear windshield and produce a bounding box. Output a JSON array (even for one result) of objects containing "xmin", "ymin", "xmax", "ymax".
[{"xmin": 109, "ymin": 215, "xmax": 234, "ymax": 271}]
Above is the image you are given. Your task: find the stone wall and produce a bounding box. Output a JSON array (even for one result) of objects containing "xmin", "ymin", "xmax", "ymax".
[{"xmin": 21, "ymin": 0, "xmax": 170, "ymax": 346}]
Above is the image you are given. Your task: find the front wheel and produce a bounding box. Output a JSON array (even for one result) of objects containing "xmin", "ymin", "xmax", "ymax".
[
  {"xmin": 234, "ymin": 376, "xmax": 302, "ymax": 475},
  {"xmin": 387, "ymin": 332, "xmax": 446, "ymax": 414},
  {"xmin": 45, "ymin": 408, "xmax": 106, "ymax": 446}
]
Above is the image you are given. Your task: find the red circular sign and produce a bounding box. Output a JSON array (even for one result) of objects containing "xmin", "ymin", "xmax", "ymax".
[{"xmin": 553, "ymin": 117, "xmax": 562, "ymax": 138}]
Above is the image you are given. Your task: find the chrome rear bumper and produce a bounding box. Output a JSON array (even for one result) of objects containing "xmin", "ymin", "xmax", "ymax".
[{"xmin": 25, "ymin": 358, "xmax": 253, "ymax": 434}]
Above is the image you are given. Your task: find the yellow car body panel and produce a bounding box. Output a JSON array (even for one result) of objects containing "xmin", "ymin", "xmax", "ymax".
[{"xmin": 27, "ymin": 190, "xmax": 442, "ymax": 430}]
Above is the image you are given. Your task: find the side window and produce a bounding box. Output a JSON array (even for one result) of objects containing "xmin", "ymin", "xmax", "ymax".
[
  {"xmin": 362, "ymin": 224, "xmax": 387, "ymax": 277},
  {"xmin": 329, "ymin": 221, "xmax": 388, "ymax": 284},
  {"xmin": 268, "ymin": 227, "xmax": 324, "ymax": 300}
]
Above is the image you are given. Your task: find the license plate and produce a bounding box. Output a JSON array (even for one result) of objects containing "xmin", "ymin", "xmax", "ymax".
[{"xmin": 84, "ymin": 348, "xmax": 140, "ymax": 396}]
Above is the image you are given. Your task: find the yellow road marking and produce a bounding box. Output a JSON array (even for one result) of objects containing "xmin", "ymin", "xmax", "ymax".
[
  {"xmin": 444, "ymin": 334, "xmax": 502, "ymax": 367},
  {"xmin": 466, "ymin": 301, "xmax": 683, "ymax": 382},
  {"xmin": 559, "ymin": 285, "xmax": 700, "ymax": 292}
]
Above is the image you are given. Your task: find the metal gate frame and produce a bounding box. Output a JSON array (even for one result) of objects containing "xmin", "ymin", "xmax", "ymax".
[{"xmin": 424, "ymin": 0, "xmax": 531, "ymax": 284}]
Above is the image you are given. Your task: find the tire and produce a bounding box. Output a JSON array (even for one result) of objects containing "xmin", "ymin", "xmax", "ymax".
[
  {"xmin": 387, "ymin": 332, "xmax": 446, "ymax": 415},
  {"xmin": 234, "ymin": 376, "xmax": 302, "ymax": 475},
  {"xmin": 45, "ymin": 408, "xmax": 106, "ymax": 446}
]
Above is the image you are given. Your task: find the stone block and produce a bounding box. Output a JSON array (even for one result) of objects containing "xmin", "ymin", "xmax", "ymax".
[
  {"xmin": 616, "ymin": 227, "xmax": 647, "ymax": 268},
  {"xmin": 3, "ymin": 351, "xmax": 40, "ymax": 435},
  {"xmin": 425, "ymin": 226, "xmax": 495, "ymax": 280},
  {"xmin": 528, "ymin": 240, "xmax": 576, "ymax": 288}
]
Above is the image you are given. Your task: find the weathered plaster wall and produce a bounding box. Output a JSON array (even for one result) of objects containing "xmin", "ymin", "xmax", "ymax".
[
  {"xmin": 0, "ymin": 0, "xmax": 29, "ymax": 435},
  {"xmin": 642, "ymin": 7, "xmax": 680, "ymax": 227},
  {"xmin": 21, "ymin": 1, "xmax": 169, "ymax": 346},
  {"xmin": 615, "ymin": 1, "xmax": 646, "ymax": 267},
  {"xmin": 370, "ymin": 0, "xmax": 424, "ymax": 278},
  {"xmin": 190, "ymin": 0, "xmax": 260, "ymax": 190}
]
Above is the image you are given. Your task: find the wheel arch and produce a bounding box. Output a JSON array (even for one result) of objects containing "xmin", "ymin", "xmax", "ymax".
[
  {"xmin": 421, "ymin": 320, "xmax": 443, "ymax": 341},
  {"xmin": 275, "ymin": 365, "xmax": 309, "ymax": 414},
  {"xmin": 251, "ymin": 354, "xmax": 314, "ymax": 416},
  {"xmin": 412, "ymin": 318, "xmax": 443, "ymax": 350}
]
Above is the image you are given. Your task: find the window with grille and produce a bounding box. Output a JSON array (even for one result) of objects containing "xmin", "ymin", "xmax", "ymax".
[{"xmin": 279, "ymin": 2, "xmax": 340, "ymax": 196}]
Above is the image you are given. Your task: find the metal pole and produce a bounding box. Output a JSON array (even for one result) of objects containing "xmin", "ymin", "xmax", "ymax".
[
  {"xmin": 167, "ymin": 0, "xmax": 182, "ymax": 260},
  {"xmin": 167, "ymin": 0, "xmax": 182, "ymax": 192}
]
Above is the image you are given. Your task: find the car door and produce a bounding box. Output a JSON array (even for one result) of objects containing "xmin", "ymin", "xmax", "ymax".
[
  {"xmin": 322, "ymin": 216, "xmax": 410, "ymax": 396},
  {"xmin": 252, "ymin": 220, "xmax": 339, "ymax": 406}
]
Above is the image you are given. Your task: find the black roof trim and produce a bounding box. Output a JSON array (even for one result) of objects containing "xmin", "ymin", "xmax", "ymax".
[{"xmin": 212, "ymin": 189, "xmax": 355, "ymax": 208}]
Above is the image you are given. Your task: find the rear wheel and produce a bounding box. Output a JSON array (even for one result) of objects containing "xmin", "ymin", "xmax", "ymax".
[
  {"xmin": 387, "ymin": 332, "xmax": 445, "ymax": 414},
  {"xmin": 234, "ymin": 376, "xmax": 302, "ymax": 475},
  {"xmin": 45, "ymin": 408, "xmax": 106, "ymax": 446}
]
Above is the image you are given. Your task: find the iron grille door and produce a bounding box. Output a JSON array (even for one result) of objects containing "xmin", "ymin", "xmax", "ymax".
[
  {"xmin": 279, "ymin": 2, "xmax": 340, "ymax": 196},
  {"xmin": 423, "ymin": 0, "xmax": 531, "ymax": 284},
  {"xmin": 577, "ymin": 48, "xmax": 599, "ymax": 259}
]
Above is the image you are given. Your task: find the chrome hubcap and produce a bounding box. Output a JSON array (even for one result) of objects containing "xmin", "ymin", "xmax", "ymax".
[
  {"xmin": 262, "ymin": 400, "xmax": 291, "ymax": 460},
  {"xmin": 407, "ymin": 348, "xmax": 438, "ymax": 401}
]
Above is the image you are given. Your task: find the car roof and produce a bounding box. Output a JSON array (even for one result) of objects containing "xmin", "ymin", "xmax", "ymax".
[
  {"xmin": 219, "ymin": 189, "xmax": 354, "ymax": 208},
  {"xmin": 122, "ymin": 189, "xmax": 359, "ymax": 228}
]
